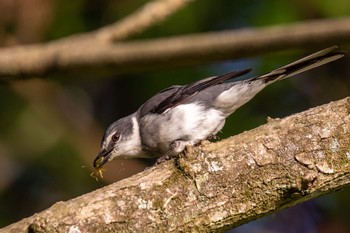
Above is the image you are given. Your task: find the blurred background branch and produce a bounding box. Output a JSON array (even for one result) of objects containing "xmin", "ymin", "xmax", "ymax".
[{"xmin": 1, "ymin": 18, "xmax": 350, "ymax": 80}]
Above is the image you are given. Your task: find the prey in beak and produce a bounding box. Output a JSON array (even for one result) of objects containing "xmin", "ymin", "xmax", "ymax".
[
  {"xmin": 91, "ymin": 147, "xmax": 113, "ymax": 181},
  {"xmin": 93, "ymin": 147, "xmax": 113, "ymax": 168}
]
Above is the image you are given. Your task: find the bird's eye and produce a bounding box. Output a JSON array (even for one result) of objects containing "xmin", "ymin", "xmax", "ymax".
[{"xmin": 111, "ymin": 133, "xmax": 120, "ymax": 142}]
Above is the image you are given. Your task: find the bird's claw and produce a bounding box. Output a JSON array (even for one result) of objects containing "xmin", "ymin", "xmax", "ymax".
[
  {"xmin": 155, "ymin": 154, "xmax": 171, "ymax": 165},
  {"xmin": 207, "ymin": 134, "xmax": 220, "ymax": 140}
]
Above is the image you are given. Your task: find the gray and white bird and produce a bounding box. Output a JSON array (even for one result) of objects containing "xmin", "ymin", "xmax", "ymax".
[{"xmin": 93, "ymin": 46, "xmax": 344, "ymax": 169}]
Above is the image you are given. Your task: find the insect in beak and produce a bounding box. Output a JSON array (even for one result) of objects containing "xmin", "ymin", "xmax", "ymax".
[
  {"xmin": 90, "ymin": 167, "xmax": 106, "ymax": 182},
  {"xmin": 93, "ymin": 147, "xmax": 113, "ymax": 168}
]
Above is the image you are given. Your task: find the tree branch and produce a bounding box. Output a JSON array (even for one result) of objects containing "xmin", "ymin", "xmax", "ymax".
[
  {"xmin": 93, "ymin": 0, "xmax": 194, "ymax": 42},
  {"xmin": 1, "ymin": 18, "xmax": 350, "ymax": 80},
  {"xmin": 2, "ymin": 96, "xmax": 350, "ymax": 232}
]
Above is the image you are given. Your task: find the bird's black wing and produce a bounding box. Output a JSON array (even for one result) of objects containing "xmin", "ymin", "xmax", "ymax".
[
  {"xmin": 138, "ymin": 85, "xmax": 182, "ymax": 118},
  {"xmin": 138, "ymin": 69, "xmax": 251, "ymax": 117}
]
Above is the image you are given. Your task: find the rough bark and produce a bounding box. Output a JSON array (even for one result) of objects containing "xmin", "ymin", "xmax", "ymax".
[
  {"xmin": 2, "ymin": 97, "xmax": 350, "ymax": 233},
  {"xmin": 1, "ymin": 18, "xmax": 350, "ymax": 80}
]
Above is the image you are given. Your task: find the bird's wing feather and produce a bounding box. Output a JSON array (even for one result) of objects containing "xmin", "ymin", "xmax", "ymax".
[
  {"xmin": 138, "ymin": 69, "xmax": 251, "ymax": 116},
  {"xmin": 138, "ymin": 85, "xmax": 182, "ymax": 117},
  {"xmin": 139, "ymin": 46, "xmax": 344, "ymax": 118}
]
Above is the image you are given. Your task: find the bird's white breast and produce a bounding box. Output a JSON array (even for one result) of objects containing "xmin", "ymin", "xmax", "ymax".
[{"xmin": 140, "ymin": 102, "xmax": 224, "ymax": 153}]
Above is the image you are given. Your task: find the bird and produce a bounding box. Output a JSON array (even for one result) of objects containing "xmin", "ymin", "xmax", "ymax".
[{"xmin": 93, "ymin": 46, "xmax": 344, "ymax": 171}]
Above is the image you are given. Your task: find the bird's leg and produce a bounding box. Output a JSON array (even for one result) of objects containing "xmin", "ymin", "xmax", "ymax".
[
  {"xmin": 207, "ymin": 134, "xmax": 220, "ymax": 141},
  {"xmin": 155, "ymin": 140, "xmax": 193, "ymax": 165},
  {"xmin": 155, "ymin": 151, "xmax": 172, "ymax": 165},
  {"xmin": 155, "ymin": 141, "xmax": 183, "ymax": 164},
  {"xmin": 198, "ymin": 134, "xmax": 219, "ymax": 147}
]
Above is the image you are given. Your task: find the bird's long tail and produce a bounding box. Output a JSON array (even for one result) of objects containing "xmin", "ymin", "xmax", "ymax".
[{"xmin": 256, "ymin": 46, "xmax": 344, "ymax": 83}]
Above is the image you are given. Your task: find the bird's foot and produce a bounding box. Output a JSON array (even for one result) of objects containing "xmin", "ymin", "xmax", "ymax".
[
  {"xmin": 207, "ymin": 134, "xmax": 220, "ymax": 140},
  {"xmin": 155, "ymin": 153, "xmax": 172, "ymax": 165},
  {"xmin": 155, "ymin": 141, "xmax": 194, "ymax": 165}
]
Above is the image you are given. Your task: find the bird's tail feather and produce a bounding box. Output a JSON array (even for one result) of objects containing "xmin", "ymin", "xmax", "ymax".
[{"xmin": 257, "ymin": 46, "xmax": 345, "ymax": 83}]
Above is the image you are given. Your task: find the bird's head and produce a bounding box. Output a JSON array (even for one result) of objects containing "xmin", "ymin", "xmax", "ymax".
[{"xmin": 93, "ymin": 114, "xmax": 142, "ymax": 169}]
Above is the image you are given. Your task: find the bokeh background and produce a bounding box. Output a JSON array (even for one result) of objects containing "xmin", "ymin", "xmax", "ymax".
[{"xmin": 0, "ymin": 0, "xmax": 350, "ymax": 232}]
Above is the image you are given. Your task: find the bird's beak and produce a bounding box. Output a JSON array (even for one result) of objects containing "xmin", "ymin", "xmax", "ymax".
[{"xmin": 93, "ymin": 147, "xmax": 113, "ymax": 168}]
